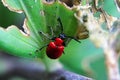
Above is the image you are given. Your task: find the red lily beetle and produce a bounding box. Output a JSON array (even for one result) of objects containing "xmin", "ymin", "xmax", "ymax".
[
  {"xmin": 36, "ymin": 18, "xmax": 80, "ymax": 59},
  {"xmin": 46, "ymin": 38, "xmax": 64, "ymax": 59}
]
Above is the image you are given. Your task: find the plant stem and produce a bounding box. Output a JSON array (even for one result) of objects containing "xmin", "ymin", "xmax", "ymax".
[
  {"xmin": 42, "ymin": 53, "xmax": 63, "ymax": 72},
  {"xmin": 104, "ymin": 45, "xmax": 120, "ymax": 80}
]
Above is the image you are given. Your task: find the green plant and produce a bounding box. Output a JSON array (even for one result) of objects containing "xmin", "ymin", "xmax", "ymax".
[
  {"xmin": 0, "ymin": 0, "xmax": 83, "ymax": 71},
  {"xmin": 0, "ymin": 0, "xmax": 120, "ymax": 80}
]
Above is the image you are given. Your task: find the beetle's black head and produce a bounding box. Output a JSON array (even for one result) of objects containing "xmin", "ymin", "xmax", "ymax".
[{"xmin": 59, "ymin": 33, "xmax": 66, "ymax": 40}]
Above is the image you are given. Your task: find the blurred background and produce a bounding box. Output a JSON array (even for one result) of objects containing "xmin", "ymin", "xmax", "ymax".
[{"xmin": 0, "ymin": 0, "xmax": 120, "ymax": 80}]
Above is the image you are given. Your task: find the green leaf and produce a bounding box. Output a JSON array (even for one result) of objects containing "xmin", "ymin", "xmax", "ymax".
[
  {"xmin": 43, "ymin": 1, "xmax": 78, "ymax": 37},
  {"xmin": 1, "ymin": 0, "xmax": 79, "ymax": 58},
  {"xmin": 60, "ymin": 39, "xmax": 103, "ymax": 75},
  {"xmin": 0, "ymin": 26, "xmax": 37, "ymax": 57},
  {"xmin": 103, "ymin": 0, "xmax": 120, "ymax": 17},
  {"xmin": 2, "ymin": 0, "xmax": 22, "ymax": 13},
  {"xmin": 1, "ymin": 0, "xmax": 48, "ymax": 58}
]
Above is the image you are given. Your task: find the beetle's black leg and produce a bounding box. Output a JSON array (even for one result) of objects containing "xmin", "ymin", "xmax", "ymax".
[
  {"xmin": 63, "ymin": 51, "xmax": 65, "ymax": 54},
  {"xmin": 66, "ymin": 36, "xmax": 81, "ymax": 43},
  {"xmin": 36, "ymin": 44, "xmax": 48, "ymax": 52}
]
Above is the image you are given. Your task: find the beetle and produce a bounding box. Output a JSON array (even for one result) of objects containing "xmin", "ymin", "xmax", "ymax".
[
  {"xmin": 36, "ymin": 18, "xmax": 80, "ymax": 59},
  {"xmin": 46, "ymin": 38, "xmax": 64, "ymax": 59}
]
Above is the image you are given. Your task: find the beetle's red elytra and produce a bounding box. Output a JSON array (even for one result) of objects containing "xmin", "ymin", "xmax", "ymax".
[{"xmin": 46, "ymin": 38, "xmax": 64, "ymax": 59}]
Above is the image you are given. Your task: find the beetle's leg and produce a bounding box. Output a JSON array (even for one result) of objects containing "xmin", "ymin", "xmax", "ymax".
[
  {"xmin": 36, "ymin": 44, "xmax": 48, "ymax": 52},
  {"xmin": 66, "ymin": 36, "xmax": 81, "ymax": 43},
  {"xmin": 63, "ymin": 51, "xmax": 65, "ymax": 54}
]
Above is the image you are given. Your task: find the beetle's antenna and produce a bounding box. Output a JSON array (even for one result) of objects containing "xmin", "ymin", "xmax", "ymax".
[
  {"xmin": 48, "ymin": 26, "xmax": 54, "ymax": 37},
  {"xmin": 57, "ymin": 17, "xmax": 64, "ymax": 33},
  {"xmin": 57, "ymin": 17, "xmax": 81, "ymax": 43},
  {"xmin": 38, "ymin": 31, "xmax": 51, "ymax": 40},
  {"xmin": 66, "ymin": 36, "xmax": 81, "ymax": 43}
]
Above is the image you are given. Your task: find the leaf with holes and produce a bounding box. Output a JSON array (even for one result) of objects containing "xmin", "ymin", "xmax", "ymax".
[{"xmin": 1, "ymin": 0, "xmax": 79, "ymax": 59}]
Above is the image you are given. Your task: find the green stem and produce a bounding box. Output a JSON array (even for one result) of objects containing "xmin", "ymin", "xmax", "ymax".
[{"xmin": 42, "ymin": 53, "xmax": 63, "ymax": 72}]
